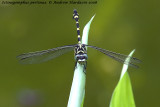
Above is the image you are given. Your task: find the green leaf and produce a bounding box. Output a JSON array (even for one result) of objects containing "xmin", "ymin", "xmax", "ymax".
[{"xmin": 110, "ymin": 50, "xmax": 136, "ymax": 107}]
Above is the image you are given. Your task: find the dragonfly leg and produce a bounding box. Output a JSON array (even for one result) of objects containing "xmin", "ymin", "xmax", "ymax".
[
  {"xmin": 83, "ymin": 61, "xmax": 87, "ymax": 74},
  {"xmin": 74, "ymin": 61, "xmax": 87, "ymax": 74},
  {"xmin": 74, "ymin": 61, "xmax": 78, "ymax": 70}
]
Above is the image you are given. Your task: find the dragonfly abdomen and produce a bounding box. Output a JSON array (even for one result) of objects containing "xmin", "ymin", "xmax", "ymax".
[{"xmin": 73, "ymin": 9, "xmax": 81, "ymax": 43}]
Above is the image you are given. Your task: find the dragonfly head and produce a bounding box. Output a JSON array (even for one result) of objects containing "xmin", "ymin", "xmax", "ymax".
[{"xmin": 75, "ymin": 54, "xmax": 88, "ymax": 64}]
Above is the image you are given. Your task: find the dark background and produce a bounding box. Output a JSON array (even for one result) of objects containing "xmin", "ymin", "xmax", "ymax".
[{"xmin": 0, "ymin": 0, "xmax": 159, "ymax": 106}]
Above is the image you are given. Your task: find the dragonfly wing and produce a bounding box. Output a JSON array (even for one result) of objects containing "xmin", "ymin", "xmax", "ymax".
[
  {"xmin": 17, "ymin": 45, "xmax": 76, "ymax": 64},
  {"xmin": 87, "ymin": 45, "xmax": 141, "ymax": 68}
]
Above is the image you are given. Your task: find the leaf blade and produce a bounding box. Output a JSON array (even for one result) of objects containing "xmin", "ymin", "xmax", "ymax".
[{"xmin": 110, "ymin": 50, "xmax": 136, "ymax": 107}]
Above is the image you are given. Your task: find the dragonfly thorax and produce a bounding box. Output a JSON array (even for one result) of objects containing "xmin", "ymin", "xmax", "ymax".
[{"xmin": 74, "ymin": 44, "xmax": 88, "ymax": 64}]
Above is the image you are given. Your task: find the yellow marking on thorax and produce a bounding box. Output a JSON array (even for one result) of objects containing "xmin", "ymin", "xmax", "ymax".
[
  {"xmin": 76, "ymin": 21, "xmax": 79, "ymax": 23},
  {"xmin": 79, "ymin": 44, "xmax": 82, "ymax": 48},
  {"xmin": 77, "ymin": 28, "xmax": 80, "ymax": 30},
  {"xmin": 77, "ymin": 50, "xmax": 84, "ymax": 54}
]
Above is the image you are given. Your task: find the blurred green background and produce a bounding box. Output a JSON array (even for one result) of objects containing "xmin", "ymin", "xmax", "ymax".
[{"xmin": 0, "ymin": 0, "xmax": 159, "ymax": 106}]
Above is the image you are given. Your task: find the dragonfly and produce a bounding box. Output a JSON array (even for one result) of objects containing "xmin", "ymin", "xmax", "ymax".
[{"xmin": 17, "ymin": 9, "xmax": 141, "ymax": 71}]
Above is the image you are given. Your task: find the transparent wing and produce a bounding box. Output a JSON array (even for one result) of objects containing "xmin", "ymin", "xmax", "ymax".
[
  {"xmin": 17, "ymin": 45, "xmax": 76, "ymax": 64},
  {"xmin": 87, "ymin": 45, "xmax": 141, "ymax": 68}
]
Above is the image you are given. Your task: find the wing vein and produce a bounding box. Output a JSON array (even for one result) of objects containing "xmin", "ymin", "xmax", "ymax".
[
  {"xmin": 17, "ymin": 45, "xmax": 76, "ymax": 64},
  {"xmin": 87, "ymin": 45, "xmax": 141, "ymax": 68}
]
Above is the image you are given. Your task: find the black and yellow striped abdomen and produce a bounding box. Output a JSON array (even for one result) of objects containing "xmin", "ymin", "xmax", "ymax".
[{"xmin": 73, "ymin": 9, "xmax": 81, "ymax": 43}]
